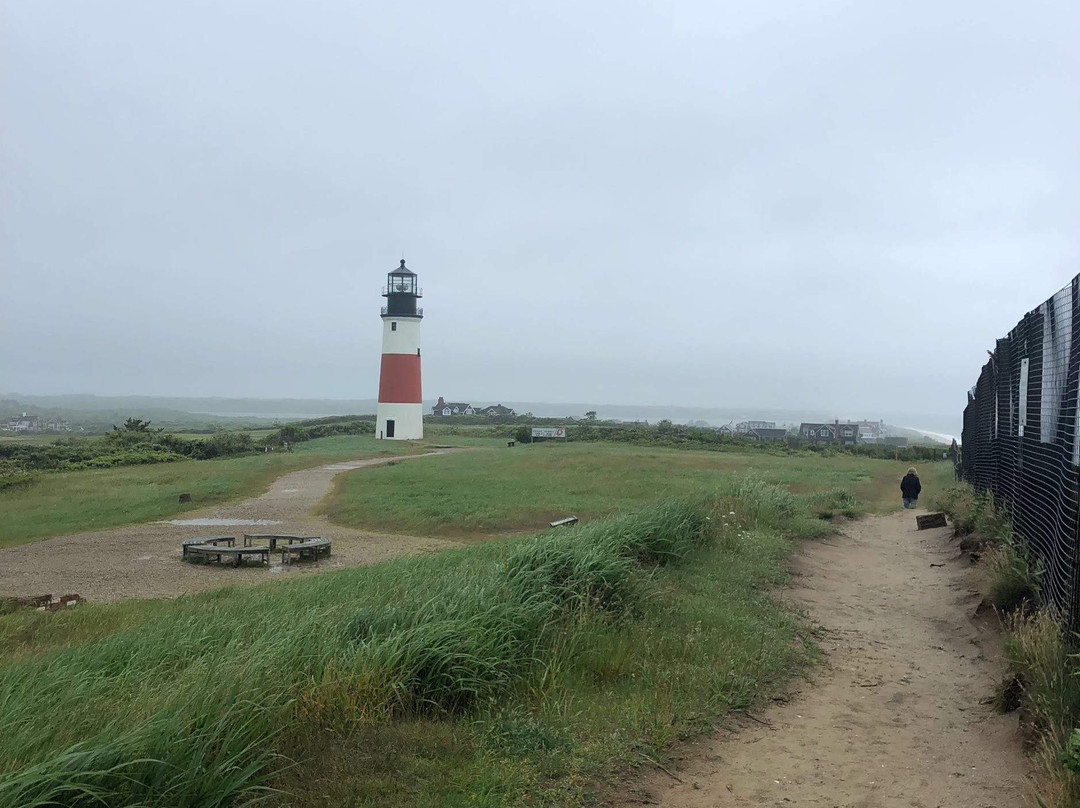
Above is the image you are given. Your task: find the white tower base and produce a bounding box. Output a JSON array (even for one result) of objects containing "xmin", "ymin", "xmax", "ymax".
[{"xmin": 377, "ymin": 403, "xmax": 424, "ymax": 440}]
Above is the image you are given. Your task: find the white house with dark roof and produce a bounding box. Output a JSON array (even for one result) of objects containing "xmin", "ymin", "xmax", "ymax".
[
  {"xmin": 431, "ymin": 397, "xmax": 475, "ymax": 416},
  {"xmin": 478, "ymin": 404, "xmax": 515, "ymax": 417},
  {"xmin": 800, "ymin": 421, "xmax": 859, "ymax": 445}
]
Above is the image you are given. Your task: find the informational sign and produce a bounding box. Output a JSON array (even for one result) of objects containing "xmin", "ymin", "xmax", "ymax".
[{"xmin": 531, "ymin": 427, "xmax": 566, "ymax": 439}]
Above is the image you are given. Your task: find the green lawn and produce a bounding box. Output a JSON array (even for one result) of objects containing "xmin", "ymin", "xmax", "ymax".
[
  {"xmin": 0, "ymin": 435, "xmax": 427, "ymax": 548},
  {"xmin": 321, "ymin": 441, "xmax": 955, "ymax": 537},
  {"xmin": 0, "ymin": 488, "xmax": 820, "ymax": 808},
  {"xmin": 0, "ymin": 438, "xmax": 954, "ymax": 807}
]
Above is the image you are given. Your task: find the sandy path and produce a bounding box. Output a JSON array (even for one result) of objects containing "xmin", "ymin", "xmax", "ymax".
[
  {"xmin": 0, "ymin": 451, "xmax": 460, "ymax": 602},
  {"xmin": 617, "ymin": 511, "xmax": 1034, "ymax": 808}
]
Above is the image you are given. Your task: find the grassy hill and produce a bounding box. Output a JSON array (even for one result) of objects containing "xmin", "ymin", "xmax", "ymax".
[{"xmin": 0, "ymin": 442, "xmax": 954, "ymax": 806}]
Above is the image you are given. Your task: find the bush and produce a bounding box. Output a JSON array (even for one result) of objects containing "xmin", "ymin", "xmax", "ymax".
[
  {"xmin": 936, "ymin": 485, "xmax": 1012, "ymax": 545},
  {"xmin": 0, "ymin": 461, "xmax": 37, "ymax": 491},
  {"xmin": 189, "ymin": 431, "xmax": 255, "ymax": 460},
  {"xmin": 513, "ymin": 425, "xmax": 531, "ymax": 445},
  {"xmin": 1002, "ymin": 611, "xmax": 1080, "ymax": 806},
  {"xmin": 984, "ymin": 542, "xmax": 1040, "ymax": 612},
  {"xmin": 809, "ymin": 488, "xmax": 859, "ymax": 519}
]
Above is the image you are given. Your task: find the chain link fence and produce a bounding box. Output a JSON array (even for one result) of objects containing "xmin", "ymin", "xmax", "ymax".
[{"xmin": 962, "ymin": 275, "xmax": 1080, "ymax": 628}]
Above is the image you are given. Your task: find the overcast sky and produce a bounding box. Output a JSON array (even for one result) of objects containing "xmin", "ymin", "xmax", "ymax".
[{"xmin": 2, "ymin": 1, "xmax": 1078, "ymax": 430}]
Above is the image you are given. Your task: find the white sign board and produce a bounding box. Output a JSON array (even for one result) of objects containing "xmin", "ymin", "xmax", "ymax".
[
  {"xmin": 531, "ymin": 427, "xmax": 566, "ymax": 439},
  {"xmin": 1018, "ymin": 357, "xmax": 1029, "ymax": 437}
]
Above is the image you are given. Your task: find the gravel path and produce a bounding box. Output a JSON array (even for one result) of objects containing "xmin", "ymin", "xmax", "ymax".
[
  {"xmin": 0, "ymin": 451, "xmax": 459, "ymax": 602},
  {"xmin": 615, "ymin": 511, "xmax": 1033, "ymax": 808}
]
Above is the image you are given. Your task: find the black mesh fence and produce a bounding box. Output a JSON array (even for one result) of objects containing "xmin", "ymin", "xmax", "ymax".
[{"xmin": 962, "ymin": 274, "xmax": 1080, "ymax": 629}]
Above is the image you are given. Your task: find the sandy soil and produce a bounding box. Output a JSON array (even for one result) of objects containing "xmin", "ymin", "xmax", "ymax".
[
  {"xmin": 615, "ymin": 511, "xmax": 1034, "ymax": 808},
  {"xmin": 0, "ymin": 451, "xmax": 460, "ymax": 602}
]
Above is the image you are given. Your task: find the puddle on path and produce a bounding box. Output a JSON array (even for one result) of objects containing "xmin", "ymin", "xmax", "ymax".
[{"xmin": 157, "ymin": 518, "xmax": 284, "ymax": 526}]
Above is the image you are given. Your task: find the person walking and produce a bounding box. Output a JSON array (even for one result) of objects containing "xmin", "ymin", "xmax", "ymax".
[{"xmin": 901, "ymin": 467, "xmax": 922, "ymax": 509}]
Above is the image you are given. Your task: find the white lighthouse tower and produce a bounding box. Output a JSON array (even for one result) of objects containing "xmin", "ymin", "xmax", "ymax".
[{"xmin": 376, "ymin": 259, "xmax": 424, "ymax": 440}]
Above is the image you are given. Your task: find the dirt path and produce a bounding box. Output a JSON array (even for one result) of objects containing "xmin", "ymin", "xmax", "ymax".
[
  {"xmin": 617, "ymin": 511, "xmax": 1034, "ymax": 808},
  {"xmin": 0, "ymin": 451, "xmax": 460, "ymax": 603}
]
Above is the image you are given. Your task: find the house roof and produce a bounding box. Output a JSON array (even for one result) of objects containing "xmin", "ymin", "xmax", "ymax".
[{"xmin": 750, "ymin": 428, "xmax": 788, "ymax": 438}]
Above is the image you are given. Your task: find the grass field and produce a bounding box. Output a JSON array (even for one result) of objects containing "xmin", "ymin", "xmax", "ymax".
[
  {"xmin": 0, "ymin": 435, "xmax": 427, "ymax": 548},
  {"xmin": 0, "ymin": 482, "xmax": 823, "ymax": 808},
  {"xmin": 0, "ymin": 434, "xmax": 69, "ymax": 445},
  {"xmin": 0, "ymin": 438, "xmax": 957, "ymax": 806},
  {"xmin": 322, "ymin": 441, "xmax": 955, "ymax": 537}
]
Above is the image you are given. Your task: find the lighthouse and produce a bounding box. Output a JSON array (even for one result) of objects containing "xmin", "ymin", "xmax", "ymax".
[{"xmin": 376, "ymin": 259, "xmax": 424, "ymax": 440}]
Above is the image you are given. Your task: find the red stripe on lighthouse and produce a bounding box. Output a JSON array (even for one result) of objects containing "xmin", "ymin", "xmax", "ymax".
[{"xmin": 378, "ymin": 354, "xmax": 422, "ymax": 403}]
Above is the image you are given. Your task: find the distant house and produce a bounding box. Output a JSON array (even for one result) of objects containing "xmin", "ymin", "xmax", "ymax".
[
  {"xmin": 855, "ymin": 420, "xmax": 888, "ymax": 443},
  {"xmin": 431, "ymin": 396, "xmax": 474, "ymax": 416},
  {"xmin": 735, "ymin": 420, "xmax": 776, "ymax": 434},
  {"xmin": 6, "ymin": 414, "xmax": 39, "ymax": 432},
  {"xmin": 747, "ymin": 427, "xmax": 788, "ymax": 442},
  {"xmin": 477, "ymin": 404, "xmax": 515, "ymax": 417},
  {"xmin": 716, "ymin": 424, "xmax": 736, "ymax": 437},
  {"xmin": 3, "ymin": 414, "xmax": 72, "ymax": 432},
  {"xmin": 800, "ymin": 422, "xmax": 858, "ymax": 445}
]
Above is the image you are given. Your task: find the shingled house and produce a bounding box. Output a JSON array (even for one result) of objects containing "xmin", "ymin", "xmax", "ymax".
[
  {"xmin": 800, "ymin": 421, "xmax": 859, "ymax": 445},
  {"xmin": 477, "ymin": 404, "xmax": 516, "ymax": 417},
  {"xmin": 735, "ymin": 420, "xmax": 776, "ymax": 434},
  {"xmin": 431, "ymin": 397, "xmax": 474, "ymax": 416}
]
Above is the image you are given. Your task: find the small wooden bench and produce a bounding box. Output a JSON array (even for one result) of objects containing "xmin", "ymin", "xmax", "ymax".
[
  {"xmin": 243, "ymin": 534, "xmax": 312, "ymax": 551},
  {"xmin": 280, "ymin": 537, "xmax": 332, "ymax": 564},
  {"xmin": 184, "ymin": 544, "xmax": 269, "ymax": 567},
  {"xmin": 182, "ymin": 536, "xmax": 235, "ymax": 558},
  {"xmin": 550, "ymin": 516, "xmax": 579, "ymax": 528}
]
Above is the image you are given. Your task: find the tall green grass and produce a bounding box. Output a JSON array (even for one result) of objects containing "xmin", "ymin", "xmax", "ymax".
[
  {"xmin": 939, "ymin": 483, "xmax": 1078, "ymax": 806},
  {"xmin": 1002, "ymin": 611, "xmax": 1080, "ymax": 807},
  {"xmin": 0, "ymin": 481, "xmax": 821, "ymax": 807}
]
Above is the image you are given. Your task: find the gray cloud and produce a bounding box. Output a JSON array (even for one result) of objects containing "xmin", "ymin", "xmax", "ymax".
[{"xmin": 3, "ymin": 1, "xmax": 1078, "ymax": 433}]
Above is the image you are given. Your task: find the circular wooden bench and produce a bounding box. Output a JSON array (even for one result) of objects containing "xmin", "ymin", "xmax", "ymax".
[{"xmin": 280, "ymin": 537, "xmax": 332, "ymax": 565}]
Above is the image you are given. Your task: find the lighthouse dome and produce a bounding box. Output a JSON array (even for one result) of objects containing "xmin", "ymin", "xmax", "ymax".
[{"xmin": 389, "ymin": 259, "xmax": 416, "ymax": 276}]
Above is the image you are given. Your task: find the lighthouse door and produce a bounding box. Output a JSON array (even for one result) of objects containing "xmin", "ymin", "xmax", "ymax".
[{"xmin": 386, "ymin": 419, "xmax": 396, "ymax": 438}]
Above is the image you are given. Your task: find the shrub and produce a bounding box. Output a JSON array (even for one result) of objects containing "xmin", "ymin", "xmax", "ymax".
[
  {"xmin": 809, "ymin": 487, "xmax": 859, "ymax": 519},
  {"xmin": 936, "ymin": 485, "xmax": 1012, "ymax": 545},
  {"xmin": 1003, "ymin": 611, "xmax": 1080, "ymax": 806},
  {"xmin": 0, "ymin": 461, "xmax": 37, "ymax": 491},
  {"xmin": 984, "ymin": 542, "xmax": 1040, "ymax": 612},
  {"xmin": 265, "ymin": 417, "xmax": 375, "ymax": 447},
  {"xmin": 190, "ymin": 431, "xmax": 256, "ymax": 459}
]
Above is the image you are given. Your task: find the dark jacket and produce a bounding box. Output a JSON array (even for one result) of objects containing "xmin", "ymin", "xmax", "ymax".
[{"xmin": 901, "ymin": 473, "xmax": 922, "ymax": 498}]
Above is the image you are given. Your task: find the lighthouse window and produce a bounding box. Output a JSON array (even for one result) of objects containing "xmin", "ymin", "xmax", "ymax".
[{"xmin": 391, "ymin": 322, "xmax": 397, "ymax": 331}]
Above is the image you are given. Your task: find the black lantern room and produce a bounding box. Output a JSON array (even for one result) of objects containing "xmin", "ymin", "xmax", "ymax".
[{"xmin": 382, "ymin": 259, "xmax": 423, "ymax": 318}]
